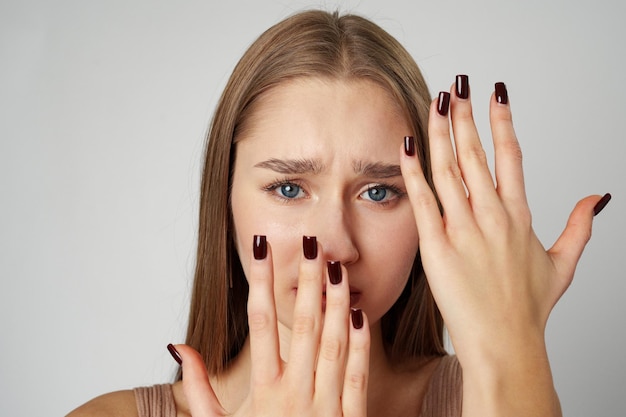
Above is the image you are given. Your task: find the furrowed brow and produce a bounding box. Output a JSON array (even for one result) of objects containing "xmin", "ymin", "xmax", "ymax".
[
  {"xmin": 254, "ymin": 158, "xmax": 324, "ymax": 174},
  {"xmin": 353, "ymin": 161, "xmax": 402, "ymax": 178}
]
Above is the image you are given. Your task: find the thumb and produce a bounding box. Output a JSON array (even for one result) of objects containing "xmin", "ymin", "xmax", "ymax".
[
  {"xmin": 547, "ymin": 194, "xmax": 610, "ymax": 284},
  {"xmin": 170, "ymin": 344, "xmax": 225, "ymax": 417}
]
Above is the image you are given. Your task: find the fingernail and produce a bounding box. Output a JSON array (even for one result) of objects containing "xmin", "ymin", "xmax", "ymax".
[
  {"xmin": 167, "ymin": 343, "xmax": 182, "ymax": 365},
  {"xmin": 495, "ymin": 82, "xmax": 508, "ymax": 104},
  {"xmin": 351, "ymin": 308, "xmax": 364, "ymax": 329},
  {"xmin": 593, "ymin": 193, "xmax": 612, "ymax": 216},
  {"xmin": 303, "ymin": 235, "xmax": 317, "ymax": 259},
  {"xmin": 404, "ymin": 135, "xmax": 415, "ymax": 157},
  {"xmin": 437, "ymin": 91, "xmax": 450, "ymax": 116},
  {"xmin": 253, "ymin": 235, "xmax": 267, "ymax": 260},
  {"xmin": 455, "ymin": 74, "xmax": 469, "ymax": 99},
  {"xmin": 327, "ymin": 261, "xmax": 342, "ymax": 285}
]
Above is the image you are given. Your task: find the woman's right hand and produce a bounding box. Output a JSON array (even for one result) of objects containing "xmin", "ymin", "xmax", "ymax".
[{"xmin": 171, "ymin": 236, "xmax": 370, "ymax": 417}]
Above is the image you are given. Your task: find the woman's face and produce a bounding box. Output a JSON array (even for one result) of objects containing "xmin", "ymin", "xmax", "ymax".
[{"xmin": 230, "ymin": 77, "xmax": 419, "ymax": 330}]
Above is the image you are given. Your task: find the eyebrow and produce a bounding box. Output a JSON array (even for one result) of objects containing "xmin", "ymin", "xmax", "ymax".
[
  {"xmin": 254, "ymin": 158, "xmax": 324, "ymax": 174},
  {"xmin": 352, "ymin": 160, "xmax": 402, "ymax": 178},
  {"xmin": 254, "ymin": 158, "xmax": 402, "ymax": 178}
]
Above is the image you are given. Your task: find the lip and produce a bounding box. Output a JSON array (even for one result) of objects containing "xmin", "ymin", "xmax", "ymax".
[
  {"xmin": 294, "ymin": 287, "xmax": 362, "ymax": 309},
  {"xmin": 348, "ymin": 292, "xmax": 361, "ymax": 307},
  {"xmin": 320, "ymin": 291, "xmax": 361, "ymax": 305}
]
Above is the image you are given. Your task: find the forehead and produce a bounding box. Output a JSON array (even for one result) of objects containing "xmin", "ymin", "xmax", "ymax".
[{"xmin": 235, "ymin": 78, "xmax": 412, "ymax": 160}]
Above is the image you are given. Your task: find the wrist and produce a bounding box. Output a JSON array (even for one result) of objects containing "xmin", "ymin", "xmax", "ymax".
[{"xmin": 457, "ymin": 331, "xmax": 562, "ymax": 417}]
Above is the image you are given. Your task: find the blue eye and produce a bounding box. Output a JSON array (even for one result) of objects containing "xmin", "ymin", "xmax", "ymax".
[
  {"xmin": 360, "ymin": 184, "xmax": 404, "ymax": 205},
  {"xmin": 367, "ymin": 187, "xmax": 387, "ymax": 202},
  {"xmin": 279, "ymin": 183, "xmax": 302, "ymax": 199},
  {"xmin": 262, "ymin": 180, "xmax": 306, "ymax": 201}
]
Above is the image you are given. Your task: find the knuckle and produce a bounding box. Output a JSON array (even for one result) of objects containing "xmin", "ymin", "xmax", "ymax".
[
  {"xmin": 292, "ymin": 314, "xmax": 316, "ymax": 335},
  {"xmin": 516, "ymin": 206, "xmax": 532, "ymax": 227},
  {"xmin": 462, "ymin": 145, "xmax": 488, "ymax": 166},
  {"xmin": 412, "ymin": 191, "xmax": 438, "ymax": 211},
  {"xmin": 350, "ymin": 337, "xmax": 370, "ymax": 355},
  {"xmin": 299, "ymin": 273, "xmax": 318, "ymax": 285},
  {"xmin": 498, "ymin": 109, "xmax": 514, "ymax": 122},
  {"xmin": 346, "ymin": 372, "xmax": 367, "ymax": 392},
  {"xmin": 501, "ymin": 139, "xmax": 523, "ymax": 162},
  {"xmin": 320, "ymin": 338, "xmax": 343, "ymax": 362},
  {"xmin": 571, "ymin": 229, "xmax": 591, "ymax": 247},
  {"xmin": 297, "ymin": 267, "xmax": 320, "ymax": 284},
  {"xmin": 503, "ymin": 204, "xmax": 532, "ymax": 230},
  {"xmin": 248, "ymin": 311, "xmax": 272, "ymax": 334},
  {"xmin": 324, "ymin": 293, "xmax": 347, "ymax": 310},
  {"xmin": 248, "ymin": 272, "xmax": 268, "ymax": 285},
  {"xmin": 455, "ymin": 107, "xmax": 475, "ymax": 122},
  {"xmin": 574, "ymin": 221, "xmax": 593, "ymax": 243},
  {"xmin": 486, "ymin": 210, "xmax": 510, "ymax": 231},
  {"xmin": 441, "ymin": 163, "xmax": 462, "ymax": 181},
  {"xmin": 431, "ymin": 123, "xmax": 449, "ymax": 138}
]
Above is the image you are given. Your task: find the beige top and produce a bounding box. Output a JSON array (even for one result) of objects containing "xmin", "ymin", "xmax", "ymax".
[{"xmin": 134, "ymin": 355, "xmax": 462, "ymax": 417}]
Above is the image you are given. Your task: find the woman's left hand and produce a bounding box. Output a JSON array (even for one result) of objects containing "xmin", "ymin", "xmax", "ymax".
[{"xmin": 400, "ymin": 78, "xmax": 608, "ymax": 416}]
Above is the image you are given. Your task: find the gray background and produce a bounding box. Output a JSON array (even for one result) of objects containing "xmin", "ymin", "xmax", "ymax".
[{"xmin": 1, "ymin": 0, "xmax": 624, "ymax": 416}]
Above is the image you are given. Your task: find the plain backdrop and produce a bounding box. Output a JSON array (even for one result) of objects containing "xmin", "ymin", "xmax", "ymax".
[{"xmin": 1, "ymin": 0, "xmax": 624, "ymax": 416}]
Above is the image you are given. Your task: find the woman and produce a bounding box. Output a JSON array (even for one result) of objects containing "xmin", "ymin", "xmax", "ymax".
[{"xmin": 68, "ymin": 10, "xmax": 611, "ymax": 417}]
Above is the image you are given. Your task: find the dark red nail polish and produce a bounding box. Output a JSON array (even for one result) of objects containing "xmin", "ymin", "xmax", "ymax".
[
  {"xmin": 303, "ymin": 236, "xmax": 317, "ymax": 259},
  {"xmin": 437, "ymin": 91, "xmax": 450, "ymax": 116},
  {"xmin": 495, "ymin": 82, "xmax": 508, "ymax": 104},
  {"xmin": 404, "ymin": 136, "xmax": 415, "ymax": 157},
  {"xmin": 253, "ymin": 235, "xmax": 267, "ymax": 260},
  {"xmin": 351, "ymin": 308, "xmax": 364, "ymax": 329},
  {"xmin": 593, "ymin": 193, "xmax": 612, "ymax": 216},
  {"xmin": 327, "ymin": 261, "xmax": 342, "ymax": 285},
  {"xmin": 167, "ymin": 344, "xmax": 182, "ymax": 365},
  {"xmin": 456, "ymin": 75, "xmax": 469, "ymax": 99}
]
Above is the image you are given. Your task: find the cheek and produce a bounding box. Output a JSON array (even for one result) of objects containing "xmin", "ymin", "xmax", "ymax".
[
  {"xmin": 357, "ymin": 206, "xmax": 419, "ymax": 319},
  {"xmin": 230, "ymin": 178, "xmax": 263, "ymax": 279},
  {"xmin": 388, "ymin": 213, "xmax": 419, "ymax": 276},
  {"xmin": 365, "ymin": 205, "xmax": 418, "ymax": 266},
  {"xmin": 230, "ymin": 180, "xmax": 304, "ymax": 283},
  {"xmin": 231, "ymin": 184, "xmax": 304, "ymax": 329},
  {"xmin": 382, "ymin": 226, "xmax": 418, "ymax": 296}
]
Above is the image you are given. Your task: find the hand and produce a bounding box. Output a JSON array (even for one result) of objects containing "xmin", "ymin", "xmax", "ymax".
[
  {"xmin": 172, "ymin": 236, "xmax": 370, "ymax": 417},
  {"xmin": 400, "ymin": 78, "xmax": 608, "ymax": 415}
]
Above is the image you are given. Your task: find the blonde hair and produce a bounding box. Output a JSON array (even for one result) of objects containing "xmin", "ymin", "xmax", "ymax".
[{"xmin": 183, "ymin": 9, "xmax": 444, "ymax": 377}]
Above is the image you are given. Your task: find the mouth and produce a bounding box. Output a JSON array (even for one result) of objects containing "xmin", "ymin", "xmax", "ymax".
[
  {"xmin": 349, "ymin": 292, "xmax": 361, "ymax": 307},
  {"xmin": 293, "ymin": 287, "xmax": 362, "ymax": 309}
]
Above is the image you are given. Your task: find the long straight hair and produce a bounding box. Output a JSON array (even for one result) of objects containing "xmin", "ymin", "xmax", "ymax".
[{"xmin": 182, "ymin": 10, "xmax": 444, "ymax": 378}]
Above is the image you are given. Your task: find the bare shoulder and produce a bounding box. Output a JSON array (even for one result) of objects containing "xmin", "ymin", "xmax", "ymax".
[{"xmin": 66, "ymin": 389, "xmax": 138, "ymax": 417}]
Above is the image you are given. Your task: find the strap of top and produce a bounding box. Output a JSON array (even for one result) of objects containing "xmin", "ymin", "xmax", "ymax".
[
  {"xmin": 419, "ymin": 355, "xmax": 463, "ymax": 417},
  {"xmin": 134, "ymin": 384, "xmax": 176, "ymax": 417}
]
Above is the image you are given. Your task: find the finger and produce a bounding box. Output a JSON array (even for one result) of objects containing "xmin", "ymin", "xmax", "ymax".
[
  {"xmin": 548, "ymin": 195, "xmax": 605, "ymax": 287},
  {"xmin": 400, "ymin": 136, "xmax": 446, "ymax": 248},
  {"xmin": 285, "ymin": 236, "xmax": 323, "ymax": 394},
  {"xmin": 176, "ymin": 344, "xmax": 225, "ymax": 416},
  {"xmin": 341, "ymin": 309, "xmax": 370, "ymax": 417},
  {"xmin": 248, "ymin": 235, "xmax": 281, "ymax": 385},
  {"xmin": 490, "ymin": 83, "xmax": 528, "ymax": 210},
  {"xmin": 449, "ymin": 76, "xmax": 500, "ymax": 213},
  {"xmin": 428, "ymin": 92, "xmax": 475, "ymax": 228},
  {"xmin": 315, "ymin": 261, "xmax": 350, "ymax": 408}
]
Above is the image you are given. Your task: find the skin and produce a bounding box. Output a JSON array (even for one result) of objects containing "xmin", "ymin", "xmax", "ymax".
[
  {"xmin": 222, "ymin": 77, "xmax": 433, "ymax": 415},
  {"xmin": 401, "ymin": 85, "xmax": 600, "ymax": 416},
  {"xmin": 230, "ymin": 77, "xmax": 420, "ymax": 342},
  {"xmin": 67, "ymin": 76, "xmax": 604, "ymax": 417}
]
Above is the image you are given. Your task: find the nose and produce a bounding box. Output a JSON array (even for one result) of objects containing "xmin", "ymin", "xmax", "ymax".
[{"xmin": 308, "ymin": 201, "xmax": 359, "ymax": 266}]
